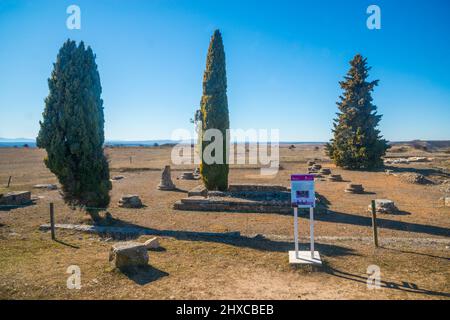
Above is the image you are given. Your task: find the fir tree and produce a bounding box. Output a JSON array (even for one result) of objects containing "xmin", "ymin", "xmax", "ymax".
[
  {"xmin": 326, "ymin": 54, "xmax": 389, "ymax": 169},
  {"xmin": 37, "ymin": 40, "xmax": 111, "ymax": 207},
  {"xmin": 200, "ymin": 30, "xmax": 230, "ymax": 190}
]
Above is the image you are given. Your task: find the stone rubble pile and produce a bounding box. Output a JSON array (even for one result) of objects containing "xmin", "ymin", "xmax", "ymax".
[{"xmin": 369, "ymin": 199, "xmax": 398, "ymax": 214}]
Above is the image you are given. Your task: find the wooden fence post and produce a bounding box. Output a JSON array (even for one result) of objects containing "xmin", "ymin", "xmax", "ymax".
[
  {"xmin": 6, "ymin": 176, "xmax": 12, "ymax": 188},
  {"xmin": 50, "ymin": 203, "xmax": 55, "ymax": 240},
  {"xmin": 371, "ymin": 200, "xmax": 379, "ymax": 247}
]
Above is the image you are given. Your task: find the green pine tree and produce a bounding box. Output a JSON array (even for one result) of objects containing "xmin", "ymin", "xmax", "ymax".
[
  {"xmin": 326, "ymin": 54, "xmax": 389, "ymax": 169},
  {"xmin": 200, "ymin": 30, "xmax": 230, "ymax": 190},
  {"xmin": 37, "ymin": 39, "xmax": 111, "ymax": 207}
]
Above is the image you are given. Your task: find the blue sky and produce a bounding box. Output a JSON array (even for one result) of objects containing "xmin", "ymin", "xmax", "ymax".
[{"xmin": 0, "ymin": 0, "xmax": 449, "ymax": 141}]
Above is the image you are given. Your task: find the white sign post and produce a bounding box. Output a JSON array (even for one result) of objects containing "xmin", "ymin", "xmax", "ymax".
[{"xmin": 289, "ymin": 174, "xmax": 322, "ymax": 265}]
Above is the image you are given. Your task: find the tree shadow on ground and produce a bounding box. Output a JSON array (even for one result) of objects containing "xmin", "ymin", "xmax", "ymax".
[
  {"xmin": 324, "ymin": 265, "xmax": 450, "ymax": 298},
  {"xmin": 381, "ymin": 246, "xmax": 450, "ymax": 261},
  {"xmin": 310, "ymin": 210, "xmax": 450, "ymax": 238},
  {"xmin": 383, "ymin": 165, "xmax": 450, "ymax": 179},
  {"xmin": 54, "ymin": 239, "xmax": 80, "ymax": 249},
  {"xmin": 0, "ymin": 201, "xmax": 36, "ymax": 212},
  {"xmin": 119, "ymin": 265, "xmax": 169, "ymax": 285},
  {"xmin": 95, "ymin": 217, "xmax": 355, "ymax": 257}
]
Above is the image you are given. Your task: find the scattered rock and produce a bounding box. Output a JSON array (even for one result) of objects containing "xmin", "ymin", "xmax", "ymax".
[
  {"xmin": 33, "ymin": 184, "xmax": 57, "ymax": 190},
  {"xmin": 344, "ymin": 184, "xmax": 364, "ymax": 194},
  {"xmin": 157, "ymin": 165, "xmax": 176, "ymax": 190},
  {"xmin": 445, "ymin": 197, "xmax": 450, "ymax": 207},
  {"xmin": 8, "ymin": 232, "xmax": 20, "ymax": 237},
  {"xmin": 118, "ymin": 195, "xmax": 143, "ymax": 208},
  {"xmin": 111, "ymin": 175, "xmax": 125, "ymax": 181},
  {"xmin": 369, "ymin": 199, "xmax": 398, "ymax": 214},
  {"xmin": 319, "ymin": 168, "xmax": 331, "ymax": 175},
  {"xmin": 144, "ymin": 237, "xmax": 160, "ymax": 250},
  {"xmin": 109, "ymin": 242, "xmax": 149, "ymax": 269},
  {"xmin": 307, "ymin": 161, "xmax": 315, "ymax": 166}
]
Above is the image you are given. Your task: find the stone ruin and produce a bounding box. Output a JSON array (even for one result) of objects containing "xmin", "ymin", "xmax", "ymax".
[
  {"xmin": 118, "ymin": 195, "xmax": 143, "ymax": 208},
  {"xmin": 308, "ymin": 164, "xmax": 322, "ymax": 173},
  {"xmin": 109, "ymin": 242, "xmax": 149, "ymax": 269},
  {"xmin": 157, "ymin": 165, "xmax": 176, "ymax": 190},
  {"xmin": 384, "ymin": 157, "xmax": 432, "ymax": 165},
  {"xmin": 369, "ymin": 199, "xmax": 398, "ymax": 214},
  {"xmin": 178, "ymin": 170, "xmax": 200, "ymax": 180},
  {"xmin": 399, "ymin": 173, "xmax": 432, "ymax": 185},
  {"xmin": 327, "ymin": 174, "xmax": 343, "ymax": 182},
  {"xmin": 33, "ymin": 184, "xmax": 57, "ymax": 190},
  {"xmin": 319, "ymin": 168, "xmax": 331, "ymax": 175},
  {"xmin": 174, "ymin": 183, "xmax": 328, "ymax": 214},
  {"xmin": 0, "ymin": 191, "xmax": 32, "ymax": 206},
  {"xmin": 344, "ymin": 183, "xmax": 365, "ymax": 194}
]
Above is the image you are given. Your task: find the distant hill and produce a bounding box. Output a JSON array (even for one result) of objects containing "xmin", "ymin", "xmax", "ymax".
[
  {"xmin": 390, "ymin": 140, "xmax": 450, "ymax": 152},
  {"xmin": 0, "ymin": 137, "xmax": 35, "ymax": 142}
]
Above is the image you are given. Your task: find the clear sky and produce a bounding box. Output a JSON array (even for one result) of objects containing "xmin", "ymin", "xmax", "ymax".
[{"xmin": 0, "ymin": 0, "xmax": 449, "ymax": 142}]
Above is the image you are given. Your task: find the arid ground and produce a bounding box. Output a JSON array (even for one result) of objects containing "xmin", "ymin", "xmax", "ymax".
[{"xmin": 0, "ymin": 143, "xmax": 449, "ymax": 299}]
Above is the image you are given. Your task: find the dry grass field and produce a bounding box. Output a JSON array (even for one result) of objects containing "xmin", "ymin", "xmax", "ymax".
[{"xmin": 0, "ymin": 144, "xmax": 449, "ymax": 299}]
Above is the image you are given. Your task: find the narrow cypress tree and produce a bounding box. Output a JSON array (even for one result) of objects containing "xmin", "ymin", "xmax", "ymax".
[
  {"xmin": 326, "ymin": 54, "xmax": 389, "ymax": 169},
  {"xmin": 200, "ymin": 30, "xmax": 230, "ymax": 191},
  {"xmin": 37, "ymin": 39, "xmax": 111, "ymax": 207}
]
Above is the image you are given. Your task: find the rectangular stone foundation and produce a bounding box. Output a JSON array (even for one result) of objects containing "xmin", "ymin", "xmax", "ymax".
[
  {"xmin": 175, "ymin": 184, "xmax": 291, "ymax": 214},
  {"xmin": 175, "ymin": 184, "xmax": 328, "ymax": 214},
  {"xmin": 174, "ymin": 197, "xmax": 293, "ymax": 214}
]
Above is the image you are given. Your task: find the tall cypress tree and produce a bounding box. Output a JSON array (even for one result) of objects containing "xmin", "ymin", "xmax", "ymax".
[
  {"xmin": 37, "ymin": 40, "xmax": 111, "ymax": 207},
  {"xmin": 200, "ymin": 30, "xmax": 230, "ymax": 191},
  {"xmin": 326, "ymin": 54, "xmax": 389, "ymax": 169}
]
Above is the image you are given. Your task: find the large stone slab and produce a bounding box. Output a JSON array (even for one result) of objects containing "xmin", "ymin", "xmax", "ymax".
[
  {"xmin": 33, "ymin": 184, "xmax": 57, "ymax": 190},
  {"xmin": 0, "ymin": 191, "xmax": 31, "ymax": 206},
  {"xmin": 109, "ymin": 242, "xmax": 149, "ymax": 269}
]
